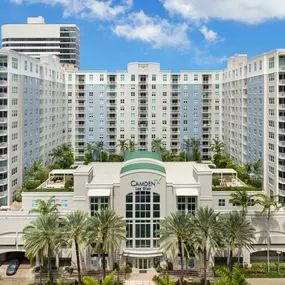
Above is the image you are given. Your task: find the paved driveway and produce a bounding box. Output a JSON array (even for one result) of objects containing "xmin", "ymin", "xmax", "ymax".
[
  {"xmin": 248, "ymin": 279, "xmax": 285, "ymax": 285},
  {"xmin": 0, "ymin": 263, "xmax": 33, "ymax": 284}
]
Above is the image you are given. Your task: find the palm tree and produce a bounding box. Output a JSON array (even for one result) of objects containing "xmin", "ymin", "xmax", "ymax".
[
  {"xmin": 151, "ymin": 138, "xmax": 164, "ymax": 154},
  {"xmin": 63, "ymin": 210, "xmax": 88, "ymax": 284},
  {"xmin": 85, "ymin": 209, "xmax": 126, "ymax": 279},
  {"xmin": 190, "ymin": 138, "xmax": 200, "ymax": 153},
  {"xmin": 158, "ymin": 211, "xmax": 193, "ymax": 285},
  {"xmin": 214, "ymin": 264, "xmax": 248, "ymax": 285},
  {"xmin": 83, "ymin": 270, "xmax": 116, "ymax": 285},
  {"xmin": 153, "ymin": 273, "xmax": 176, "ymax": 285},
  {"xmin": 229, "ymin": 190, "xmax": 257, "ymax": 216},
  {"xmin": 221, "ymin": 212, "xmax": 255, "ymax": 269},
  {"xmin": 28, "ymin": 196, "xmax": 60, "ymax": 216},
  {"xmin": 183, "ymin": 139, "xmax": 192, "ymax": 161},
  {"xmin": 193, "ymin": 207, "xmax": 223, "ymax": 285},
  {"xmin": 23, "ymin": 215, "xmax": 60, "ymax": 284},
  {"xmin": 94, "ymin": 141, "xmax": 105, "ymax": 162},
  {"xmin": 116, "ymin": 139, "xmax": 129, "ymax": 157},
  {"xmin": 25, "ymin": 160, "xmax": 43, "ymax": 178},
  {"xmin": 254, "ymin": 194, "xmax": 283, "ymax": 272},
  {"xmin": 49, "ymin": 143, "xmax": 74, "ymax": 168},
  {"xmin": 210, "ymin": 139, "xmax": 225, "ymax": 156},
  {"xmin": 161, "ymin": 149, "xmax": 177, "ymax": 162},
  {"xmin": 128, "ymin": 139, "xmax": 137, "ymax": 152},
  {"xmin": 243, "ymin": 162, "xmax": 253, "ymax": 174},
  {"xmin": 85, "ymin": 142, "xmax": 95, "ymax": 155},
  {"xmin": 252, "ymin": 160, "xmax": 262, "ymax": 178}
]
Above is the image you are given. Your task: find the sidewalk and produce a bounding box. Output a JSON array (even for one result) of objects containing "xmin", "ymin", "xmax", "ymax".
[{"xmin": 248, "ymin": 279, "xmax": 285, "ymax": 285}]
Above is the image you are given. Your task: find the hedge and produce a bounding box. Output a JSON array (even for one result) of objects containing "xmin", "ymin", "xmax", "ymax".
[
  {"xmin": 23, "ymin": 188, "xmax": 73, "ymax": 193},
  {"xmin": 212, "ymin": 186, "xmax": 263, "ymax": 192}
]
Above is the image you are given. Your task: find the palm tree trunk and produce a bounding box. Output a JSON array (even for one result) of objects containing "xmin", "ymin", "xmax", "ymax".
[
  {"xmin": 75, "ymin": 239, "xmax": 82, "ymax": 284},
  {"xmin": 229, "ymin": 249, "xmax": 233, "ymax": 271},
  {"xmin": 267, "ymin": 211, "xmax": 271, "ymax": 273},
  {"xmin": 203, "ymin": 249, "xmax": 207, "ymax": 285},
  {"xmin": 47, "ymin": 248, "xmax": 53, "ymax": 285},
  {"xmin": 178, "ymin": 239, "xmax": 184, "ymax": 285},
  {"xmin": 102, "ymin": 250, "xmax": 106, "ymax": 280}
]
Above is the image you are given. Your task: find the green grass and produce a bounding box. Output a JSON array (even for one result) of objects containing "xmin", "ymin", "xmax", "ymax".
[{"xmin": 24, "ymin": 188, "xmax": 73, "ymax": 192}]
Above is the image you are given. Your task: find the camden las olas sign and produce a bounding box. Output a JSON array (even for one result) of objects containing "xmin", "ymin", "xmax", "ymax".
[{"xmin": 130, "ymin": 177, "xmax": 162, "ymax": 191}]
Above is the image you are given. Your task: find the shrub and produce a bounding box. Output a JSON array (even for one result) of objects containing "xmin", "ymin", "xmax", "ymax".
[
  {"xmin": 113, "ymin": 262, "xmax": 119, "ymax": 271},
  {"xmin": 25, "ymin": 179, "xmax": 41, "ymax": 190},
  {"xmin": 248, "ymin": 179, "xmax": 262, "ymax": 188},
  {"xmin": 167, "ymin": 261, "xmax": 173, "ymax": 271},
  {"xmin": 15, "ymin": 188, "xmax": 23, "ymax": 202},
  {"xmin": 23, "ymin": 188, "xmax": 73, "ymax": 192},
  {"xmin": 124, "ymin": 264, "xmax": 132, "ymax": 273},
  {"xmin": 64, "ymin": 266, "xmax": 74, "ymax": 275},
  {"xmin": 156, "ymin": 264, "xmax": 162, "ymax": 273},
  {"xmin": 212, "ymin": 178, "xmax": 220, "ymax": 186},
  {"xmin": 64, "ymin": 179, "xmax": 74, "ymax": 190},
  {"xmin": 212, "ymin": 186, "xmax": 262, "ymax": 192},
  {"xmin": 101, "ymin": 151, "xmax": 108, "ymax": 162}
]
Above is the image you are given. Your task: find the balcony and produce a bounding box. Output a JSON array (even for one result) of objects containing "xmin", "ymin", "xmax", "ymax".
[
  {"xmin": 280, "ymin": 141, "xmax": 285, "ymax": 146},
  {"xmin": 0, "ymin": 105, "xmax": 7, "ymax": 110},
  {"xmin": 0, "ymin": 154, "xmax": 7, "ymax": 160},
  {"xmin": 0, "ymin": 142, "xmax": 7, "ymax": 148},
  {"xmin": 280, "ymin": 92, "xmax": 285, "ymax": 97},
  {"xmin": 0, "ymin": 93, "xmax": 7, "ymax": 98},
  {"xmin": 279, "ymin": 153, "xmax": 285, "ymax": 159},
  {"xmin": 280, "ymin": 66, "xmax": 285, "ymax": 71},
  {"xmin": 0, "ymin": 66, "xmax": 7, "ymax": 72},
  {"xmin": 280, "ymin": 104, "xmax": 285, "ymax": 109},
  {"xmin": 279, "ymin": 165, "xmax": 285, "ymax": 171},
  {"xmin": 280, "ymin": 128, "xmax": 285, "ymax": 134},
  {"xmin": 279, "ymin": 177, "xmax": 285, "ymax": 183},
  {"xmin": 0, "ymin": 178, "xmax": 8, "ymax": 186},
  {"xmin": 0, "ymin": 80, "xmax": 7, "ymax": 85},
  {"xmin": 0, "ymin": 166, "xmax": 7, "ymax": 173},
  {"xmin": 280, "ymin": 79, "xmax": 285, "ymax": 85},
  {"xmin": 0, "ymin": 190, "xmax": 7, "ymax": 197},
  {"xmin": 280, "ymin": 116, "xmax": 285, "ymax": 122}
]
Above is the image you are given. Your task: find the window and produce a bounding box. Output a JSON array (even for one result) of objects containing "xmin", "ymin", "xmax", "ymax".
[
  {"xmin": 269, "ymin": 177, "xmax": 274, "ymax": 186},
  {"xmin": 269, "ymin": 73, "xmax": 275, "ymax": 81},
  {"xmin": 12, "ymin": 74, "xmax": 18, "ymax": 82},
  {"xmin": 269, "ymin": 154, "xmax": 274, "ymax": 162},
  {"xmin": 215, "ymin": 74, "xmax": 219, "ymax": 80},
  {"xmin": 12, "ymin": 57, "xmax": 18, "ymax": 69},
  {"xmin": 269, "ymin": 166, "xmax": 274, "ymax": 174},
  {"xmin": 152, "ymin": 74, "xmax": 156, "ymax": 81},
  {"xmin": 269, "ymin": 120, "xmax": 274, "ymax": 127},
  {"xmin": 32, "ymin": 200, "xmax": 39, "ymax": 209},
  {"xmin": 89, "ymin": 74, "xmax": 93, "ymax": 81},
  {"xmin": 177, "ymin": 196, "xmax": 196, "ymax": 214},
  {"xmin": 12, "ymin": 178, "xmax": 17, "ymax": 187},
  {"xmin": 100, "ymin": 74, "xmax": 104, "ymax": 81},
  {"xmin": 61, "ymin": 200, "xmax": 68, "ymax": 208},
  {"xmin": 163, "ymin": 74, "xmax": 167, "ymax": 81},
  {"xmin": 269, "ymin": 86, "xmax": 274, "ymax": 93},
  {"xmin": 194, "ymin": 74, "xmax": 198, "ymax": 81},
  {"xmin": 259, "ymin": 60, "xmax": 263, "ymax": 70},
  {"xmin": 12, "ymin": 156, "xmax": 18, "ymax": 164},
  {"xmin": 269, "ymin": 109, "xmax": 274, "ymax": 116},
  {"xmin": 12, "ymin": 167, "xmax": 17, "ymax": 175},
  {"xmin": 269, "ymin": 57, "xmax": 275, "ymax": 69},
  {"xmin": 120, "ymin": 74, "xmax": 125, "ymax": 81},
  {"xmin": 90, "ymin": 197, "xmax": 109, "ymax": 216},
  {"xmin": 131, "ymin": 74, "xmax": 135, "ymax": 81},
  {"xmin": 269, "ymin": 132, "xmax": 274, "ymax": 139},
  {"xmin": 152, "ymin": 85, "xmax": 156, "ymax": 90},
  {"xmin": 218, "ymin": 199, "xmax": 225, "ymax": 206},
  {"xmin": 12, "ymin": 87, "xmax": 18, "ymax": 94},
  {"xmin": 30, "ymin": 62, "xmax": 33, "ymax": 72},
  {"xmin": 269, "ymin": 143, "xmax": 274, "ymax": 151},
  {"xmin": 184, "ymin": 74, "xmax": 188, "ymax": 81},
  {"xmin": 24, "ymin": 61, "xmax": 28, "ymax": 71},
  {"xmin": 269, "ymin": 98, "xmax": 275, "ymax": 104}
]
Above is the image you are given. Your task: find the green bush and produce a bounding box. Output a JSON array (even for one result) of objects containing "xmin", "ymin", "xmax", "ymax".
[
  {"xmin": 101, "ymin": 151, "xmax": 108, "ymax": 162},
  {"xmin": 124, "ymin": 264, "xmax": 132, "ymax": 273},
  {"xmin": 64, "ymin": 266, "xmax": 74, "ymax": 275},
  {"xmin": 25, "ymin": 179, "xmax": 42, "ymax": 190},
  {"xmin": 64, "ymin": 179, "xmax": 74, "ymax": 190},
  {"xmin": 156, "ymin": 264, "xmax": 162, "ymax": 273},
  {"xmin": 248, "ymin": 179, "xmax": 262, "ymax": 188},
  {"xmin": 212, "ymin": 186, "xmax": 262, "ymax": 192},
  {"xmin": 23, "ymin": 188, "xmax": 73, "ymax": 192},
  {"xmin": 251, "ymin": 262, "xmax": 285, "ymax": 272},
  {"xmin": 15, "ymin": 188, "xmax": 23, "ymax": 202},
  {"xmin": 212, "ymin": 178, "xmax": 220, "ymax": 186},
  {"xmin": 113, "ymin": 262, "xmax": 119, "ymax": 271},
  {"xmin": 167, "ymin": 261, "xmax": 173, "ymax": 271}
]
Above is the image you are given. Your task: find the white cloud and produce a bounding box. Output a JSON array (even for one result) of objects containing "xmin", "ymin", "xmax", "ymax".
[
  {"xmin": 112, "ymin": 10, "xmax": 190, "ymax": 49},
  {"xmin": 10, "ymin": 0, "xmax": 133, "ymax": 20},
  {"xmin": 162, "ymin": 0, "xmax": 285, "ymax": 24},
  {"xmin": 200, "ymin": 26, "xmax": 217, "ymax": 42}
]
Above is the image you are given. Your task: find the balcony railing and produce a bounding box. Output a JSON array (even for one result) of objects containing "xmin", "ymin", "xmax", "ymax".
[
  {"xmin": 280, "ymin": 141, "xmax": 285, "ymax": 146},
  {"xmin": 280, "ymin": 79, "xmax": 285, "ymax": 85},
  {"xmin": 280, "ymin": 104, "xmax": 285, "ymax": 109},
  {"xmin": 279, "ymin": 129, "xmax": 285, "ymax": 134},
  {"xmin": 0, "ymin": 190, "xmax": 7, "ymax": 197},
  {"xmin": 0, "ymin": 154, "xmax": 7, "ymax": 160},
  {"xmin": 0, "ymin": 66, "xmax": 7, "ymax": 71},
  {"xmin": 0, "ymin": 93, "xmax": 7, "ymax": 98},
  {"xmin": 0, "ymin": 166, "xmax": 7, "ymax": 173},
  {"xmin": 279, "ymin": 177, "xmax": 285, "ymax": 183},
  {"xmin": 0, "ymin": 80, "xmax": 7, "ymax": 85},
  {"xmin": 279, "ymin": 153, "xmax": 285, "ymax": 159},
  {"xmin": 0, "ymin": 178, "xmax": 8, "ymax": 186}
]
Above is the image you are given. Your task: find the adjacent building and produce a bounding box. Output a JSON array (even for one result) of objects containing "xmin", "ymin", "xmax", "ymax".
[
  {"xmin": 0, "ymin": 48, "xmax": 68, "ymax": 206},
  {"xmin": 65, "ymin": 63, "xmax": 222, "ymax": 160},
  {"xmin": 1, "ymin": 17, "xmax": 80, "ymax": 68}
]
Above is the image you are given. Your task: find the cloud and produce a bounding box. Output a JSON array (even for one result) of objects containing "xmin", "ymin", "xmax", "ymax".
[
  {"xmin": 162, "ymin": 0, "xmax": 285, "ymax": 24},
  {"xmin": 112, "ymin": 10, "xmax": 190, "ymax": 49},
  {"xmin": 10, "ymin": 0, "xmax": 133, "ymax": 20},
  {"xmin": 193, "ymin": 48, "xmax": 227, "ymax": 66},
  {"xmin": 200, "ymin": 26, "xmax": 217, "ymax": 42}
]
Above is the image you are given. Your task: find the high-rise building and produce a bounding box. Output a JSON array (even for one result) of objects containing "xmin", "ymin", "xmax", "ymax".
[
  {"xmin": 1, "ymin": 17, "xmax": 80, "ymax": 68},
  {"xmin": 65, "ymin": 63, "xmax": 223, "ymax": 159},
  {"xmin": 0, "ymin": 48, "xmax": 67, "ymax": 206},
  {"xmin": 222, "ymin": 49, "xmax": 285, "ymax": 200}
]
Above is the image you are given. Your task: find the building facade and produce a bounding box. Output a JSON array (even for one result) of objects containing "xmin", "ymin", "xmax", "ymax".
[
  {"xmin": 222, "ymin": 50, "xmax": 285, "ymax": 200},
  {"xmin": 0, "ymin": 48, "xmax": 68, "ymax": 206},
  {"xmin": 0, "ymin": 152, "xmax": 284, "ymax": 269},
  {"xmin": 65, "ymin": 63, "xmax": 222, "ymax": 160},
  {"xmin": 1, "ymin": 17, "xmax": 80, "ymax": 68}
]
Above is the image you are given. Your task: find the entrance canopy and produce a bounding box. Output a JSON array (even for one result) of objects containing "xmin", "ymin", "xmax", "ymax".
[
  {"xmin": 123, "ymin": 250, "xmax": 163, "ymax": 258},
  {"xmin": 87, "ymin": 189, "xmax": 110, "ymax": 197},
  {"xmin": 176, "ymin": 188, "xmax": 199, "ymax": 196}
]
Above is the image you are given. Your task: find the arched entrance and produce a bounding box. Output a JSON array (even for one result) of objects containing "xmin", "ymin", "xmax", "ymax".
[{"xmin": 0, "ymin": 251, "xmax": 29, "ymax": 264}]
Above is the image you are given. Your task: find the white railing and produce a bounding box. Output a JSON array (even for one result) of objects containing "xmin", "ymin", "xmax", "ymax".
[
  {"xmin": 279, "ymin": 153, "xmax": 285, "ymax": 159},
  {"xmin": 279, "ymin": 165, "xmax": 285, "ymax": 171},
  {"xmin": 280, "ymin": 79, "xmax": 285, "ymax": 85},
  {"xmin": 0, "ymin": 179, "xmax": 8, "ymax": 186},
  {"xmin": 280, "ymin": 117, "xmax": 285, "ymax": 121},
  {"xmin": 0, "ymin": 93, "xmax": 7, "ymax": 97},
  {"xmin": 0, "ymin": 154, "xmax": 7, "ymax": 160},
  {"xmin": 0, "ymin": 166, "xmax": 7, "ymax": 172},
  {"xmin": 0, "ymin": 118, "xmax": 7, "ymax": 123},
  {"xmin": 0, "ymin": 66, "xmax": 7, "ymax": 71},
  {"xmin": 280, "ymin": 141, "xmax": 285, "ymax": 146},
  {"xmin": 0, "ymin": 105, "xmax": 7, "ymax": 110},
  {"xmin": 279, "ymin": 177, "xmax": 285, "ymax": 183},
  {"xmin": 280, "ymin": 129, "xmax": 285, "ymax": 134},
  {"xmin": 280, "ymin": 92, "xmax": 285, "ymax": 97},
  {"xmin": 280, "ymin": 104, "xmax": 285, "ymax": 109},
  {"xmin": 0, "ymin": 130, "xmax": 7, "ymax": 135},
  {"xmin": 0, "ymin": 142, "xmax": 7, "ymax": 148},
  {"xmin": 0, "ymin": 80, "xmax": 7, "ymax": 85},
  {"xmin": 280, "ymin": 66, "xmax": 285, "ymax": 71}
]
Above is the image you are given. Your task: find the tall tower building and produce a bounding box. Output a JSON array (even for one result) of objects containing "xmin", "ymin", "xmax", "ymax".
[{"xmin": 1, "ymin": 17, "xmax": 80, "ymax": 68}]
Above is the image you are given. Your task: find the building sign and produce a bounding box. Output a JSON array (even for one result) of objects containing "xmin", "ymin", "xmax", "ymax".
[{"xmin": 130, "ymin": 177, "xmax": 162, "ymax": 191}]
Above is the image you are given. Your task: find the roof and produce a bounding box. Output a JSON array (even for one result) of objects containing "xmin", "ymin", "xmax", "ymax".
[
  {"xmin": 211, "ymin": 169, "xmax": 237, "ymax": 174},
  {"xmin": 120, "ymin": 163, "xmax": 166, "ymax": 175},
  {"xmin": 49, "ymin": 169, "xmax": 76, "ymax": 175},
  {"xmin": 124, "ymin": 151, "xmax": 162, "ymax": 162}
]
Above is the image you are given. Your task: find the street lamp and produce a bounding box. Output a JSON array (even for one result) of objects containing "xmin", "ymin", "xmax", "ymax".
[{"xmin": 277, "ymin": 251, "xmax": 281, "ymax": 273}]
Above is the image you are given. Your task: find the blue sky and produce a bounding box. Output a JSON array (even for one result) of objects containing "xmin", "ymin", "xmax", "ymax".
[{"xmin": 1, "ymin": 0, "xmax": 285, "ymax": 71}]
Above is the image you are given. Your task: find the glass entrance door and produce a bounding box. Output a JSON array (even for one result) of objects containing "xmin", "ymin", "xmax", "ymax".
[{"xmin": 138, "ymin": 258, "xmax": 148, "ymax": 269}]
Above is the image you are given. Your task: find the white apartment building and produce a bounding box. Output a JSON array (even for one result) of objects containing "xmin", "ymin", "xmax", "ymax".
[
  {"xmin": 1, "ymin": 17, "xmax": 80, "ymax": 68},
  {"xmin": 222, "ymin": 50, "xmax": 285, "ymax": 200},
  {"xmin": 65, "ymin": 63, "xmax": 222, "ymax": 160},
  {"xmin": 0, "ymin": 48, "xmax": 67, "ymax": 206}
]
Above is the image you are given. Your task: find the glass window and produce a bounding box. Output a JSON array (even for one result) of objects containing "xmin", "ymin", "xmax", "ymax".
[
  {"xmin": 90, "ymin": 197, "xmax": 109, "ymax": 216},
  {"xmin": 218, "ymin": 199, "xmax": 225, "ymax": 206}
]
